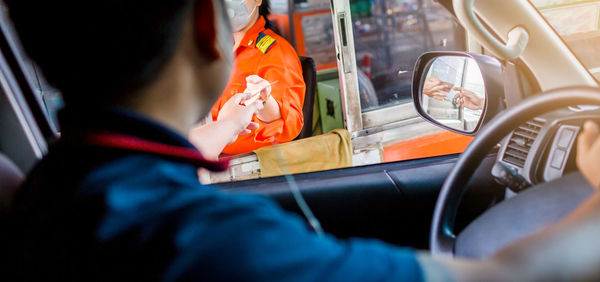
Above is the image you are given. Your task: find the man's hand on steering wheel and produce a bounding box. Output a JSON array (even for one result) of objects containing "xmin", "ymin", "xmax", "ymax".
[{"xmin": 577, "ymin": 121, "xmax": 600, "ymax": 191}]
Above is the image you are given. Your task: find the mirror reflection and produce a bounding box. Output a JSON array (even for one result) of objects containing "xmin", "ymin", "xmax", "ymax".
[{"xmin": 420, "ymin": 56, "xmax": 486, "ymax": 133}]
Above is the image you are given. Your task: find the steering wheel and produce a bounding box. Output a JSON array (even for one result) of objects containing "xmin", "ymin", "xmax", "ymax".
[{"xmin": 430, "ymin": 86, "xmax": 600, "ymax": 257}]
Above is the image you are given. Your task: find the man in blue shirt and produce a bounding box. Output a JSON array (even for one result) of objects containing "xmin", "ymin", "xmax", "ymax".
[{"xmin": 7, "ymin": 0, "xmax": 600, "ymax": 281}]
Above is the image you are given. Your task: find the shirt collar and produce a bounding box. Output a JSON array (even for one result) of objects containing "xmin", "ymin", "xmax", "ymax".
[
  {"xmin": 236, "ymin": 17, "xmax": 266, "ymax": 52},
  {"xmin": 58, "ymin": 106, "xmax": 196, "ymax": 150}
]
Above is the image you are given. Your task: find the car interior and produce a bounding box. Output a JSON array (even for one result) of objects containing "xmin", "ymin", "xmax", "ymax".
[{"xmin": 1, "ymin": 0, "xmax": 600, "ymax": 263}]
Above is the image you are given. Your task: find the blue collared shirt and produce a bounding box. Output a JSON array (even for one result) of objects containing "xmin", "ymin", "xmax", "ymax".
[{"xmin": 7, "ymin": 108, "xmax": 423, "ymax": 281}]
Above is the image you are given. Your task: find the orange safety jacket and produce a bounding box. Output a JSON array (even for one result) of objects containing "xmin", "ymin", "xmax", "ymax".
[{"xmin": 211, "ymin": 17, "xmax": 305, "ymax": 155}]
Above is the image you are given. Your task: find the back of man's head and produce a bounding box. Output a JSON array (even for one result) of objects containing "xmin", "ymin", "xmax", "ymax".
[{"xmin": 5, "ymin": 0, "xmax": 220, "ymax": 108}]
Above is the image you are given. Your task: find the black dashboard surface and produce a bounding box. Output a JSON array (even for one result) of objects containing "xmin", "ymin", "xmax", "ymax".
[{"xmin": 496, "ymin": 108, "xmax": 600, "ymax": 187}]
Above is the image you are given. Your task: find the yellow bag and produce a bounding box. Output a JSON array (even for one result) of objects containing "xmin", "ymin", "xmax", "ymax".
[{"xmin": 255, "ymin": 129, "xmax": 353, "ymax": 178}]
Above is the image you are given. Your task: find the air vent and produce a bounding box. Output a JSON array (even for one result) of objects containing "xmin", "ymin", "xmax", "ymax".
[{"xmin": 502, "ymin": 119, "xmax": 545, "ymax": 168}]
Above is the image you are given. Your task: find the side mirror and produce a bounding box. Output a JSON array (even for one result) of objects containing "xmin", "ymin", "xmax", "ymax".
[{"xmin": 412, "ymin": 52, "xmax": 505, "ymax": 136}]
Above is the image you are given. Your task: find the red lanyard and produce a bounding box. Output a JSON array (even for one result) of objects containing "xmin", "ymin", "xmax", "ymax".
[{"xmin": 81, "ymin": 132, "xmax": 229, "ymax": 172}]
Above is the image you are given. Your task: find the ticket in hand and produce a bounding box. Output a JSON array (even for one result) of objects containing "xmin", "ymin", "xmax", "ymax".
[{"xmin": 240, "ymin": 80, "xmax": 278, "ymax": 106}]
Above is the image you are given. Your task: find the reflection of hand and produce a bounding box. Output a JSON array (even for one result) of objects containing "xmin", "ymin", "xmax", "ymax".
[
  {"xmin": 577, "ymin": 121, "xmax": 600, "ymax": 191},
  {"xmin": 453, "ymin": 87, "xmax": 484, "ymax": 110},
  {"xmin": 423, "ymin": 77, "xmax": 454, "ymax": 100},
  {"xmin": 217, "ymin": 93, "xmax": 264, "ymax": 143},
  {"xmin": 245, "ymin": 75, "xmax": 272, "ymax": 102}
]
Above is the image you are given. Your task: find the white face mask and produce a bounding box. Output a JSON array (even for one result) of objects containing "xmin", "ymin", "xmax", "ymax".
[{"xmin": 225, "ymin": 0, "xmax": 257, "ymax": 32}]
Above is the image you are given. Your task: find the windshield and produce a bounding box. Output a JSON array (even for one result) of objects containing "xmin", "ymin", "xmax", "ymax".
[{"xmin": 532, "ymin": 0, "xmax": 600, "ymax": 80}]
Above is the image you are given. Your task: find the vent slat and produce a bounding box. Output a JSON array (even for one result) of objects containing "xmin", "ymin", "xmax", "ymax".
[
  {"xmin": 529, "ymin": 119, "xmax": 545, "ymax": 127},
  {"xmin": 502, "ymin": 119, "xmax": 546, "ymax": 168},
  {"xmin": 504, "ymin": 156, "xmax": 526, "ymax": 167},
  {"xmin": 513, "ymin": 131, "xmax": 537, "ymax": 141},
  {"xmin": 517, "ymin": 126, "xmax": 540, "ymax": 135},
  {"xmin": 507, "ymin": 144, "xmax": 529, "ymax": 154},
  {"xmin": 505, "ymin": 150, "xmax": 527, "ymax": 160}
]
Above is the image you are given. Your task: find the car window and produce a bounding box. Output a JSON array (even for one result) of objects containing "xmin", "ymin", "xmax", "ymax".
[
  {"xmin": 4, "ymin": 0, "xmax": 472, "ymax": 185},
  {"xmin": 27, "ymin": 63, "xmax": 62, "ymax": 133},
  {"xmin": 0, "ymin": 3, "xmax": 63, "ymax": 133},
  {"xmin": 531, "ymin": 0, "xmax": 600, "ymax": 80},
  {"xmin": 208, "ymin": 0, "xmax": 473, "ymax": 183}
]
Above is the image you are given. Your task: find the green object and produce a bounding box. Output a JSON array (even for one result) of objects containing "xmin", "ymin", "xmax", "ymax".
[
  {"xmin": 312, "ymin": 96, "xmax": 323, "ymax": 136},
  {"xmin": 350, "ymin": 0, "xmax": 372, "ymax": 19},
  {"xmin": 316, "ymin": 78, "xmax": 344, "ymax": 134}
]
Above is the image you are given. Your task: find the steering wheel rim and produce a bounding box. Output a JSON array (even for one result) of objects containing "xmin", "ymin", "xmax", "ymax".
[{"xmin": 430, "ymin": 86, "xmax": 600, "ymax": 256}]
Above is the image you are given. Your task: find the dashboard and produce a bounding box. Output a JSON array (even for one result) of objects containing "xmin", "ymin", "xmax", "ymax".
[{"xmin": 494, "ymin": 107, "xmax": 600, "ymax": 191}]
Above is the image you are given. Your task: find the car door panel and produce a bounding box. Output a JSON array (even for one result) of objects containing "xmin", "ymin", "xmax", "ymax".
[{"xmin": 217, "ymin": 154, "xmax": 503, "ymax": 249}]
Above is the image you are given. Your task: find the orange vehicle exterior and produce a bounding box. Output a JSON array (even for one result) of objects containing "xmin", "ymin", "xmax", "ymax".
[{"xmin": 383, "ymin": 132, "xmax": 473, "ymax": 162}]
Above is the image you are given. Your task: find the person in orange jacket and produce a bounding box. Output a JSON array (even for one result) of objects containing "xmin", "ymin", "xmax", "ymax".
[{"xmin": 210, "ymin": 0, "xmax": 306, "ymax": 155}]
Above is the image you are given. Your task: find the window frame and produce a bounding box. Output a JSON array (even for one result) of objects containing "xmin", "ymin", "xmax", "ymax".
[
  {"xmin": 0, "ymin": 3, "xmax": 57, "ymax": 142},
  {"xmin": 330, "ymin": 2, "xmax": 363, "ymax": 134}
]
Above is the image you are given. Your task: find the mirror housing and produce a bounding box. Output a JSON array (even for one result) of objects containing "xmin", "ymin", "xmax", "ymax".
[{"xmin": 412, "ymin": 52, "xmax": 506, "ymax": 136}]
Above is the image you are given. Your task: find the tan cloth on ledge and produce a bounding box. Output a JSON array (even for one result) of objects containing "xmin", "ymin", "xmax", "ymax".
[{"xmin": 255, "ymin": 129, "xmax": 353, "ymax": 178}]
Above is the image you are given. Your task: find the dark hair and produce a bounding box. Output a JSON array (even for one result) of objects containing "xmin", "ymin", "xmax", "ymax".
[
  {"xmin": 259, "ymin": 0, "xmax": 273, "ymax": 30},
  {"xmin": 5, "ymin": 0, "xmax": 209, "ymax": 108}
]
